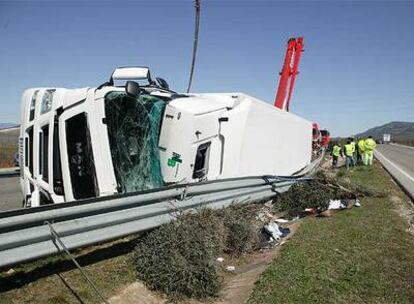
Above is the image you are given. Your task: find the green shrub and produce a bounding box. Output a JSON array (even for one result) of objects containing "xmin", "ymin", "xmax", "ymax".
[
  {"xmin": 133, "ymin": 205, "xmax": 263, "ymax": 299},
  {"xmin": 275, "ymin": 181, "xmax": 335, "ymax": 216},
  {"xmin": 275, "ymin": 170, "xmax": 390, "ymax": 216},
  {"xmin": 221, "ymin": 205, "xmax": 261, "ymax": 255},
  {"xmin": 133, "ymin": 209, "xmax": 225, "ymax": 299}
]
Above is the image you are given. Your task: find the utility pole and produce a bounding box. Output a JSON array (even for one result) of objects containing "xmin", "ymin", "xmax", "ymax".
[{"xmin": 186, "ymin": 0, "xmax": 201, "ymax": 93}]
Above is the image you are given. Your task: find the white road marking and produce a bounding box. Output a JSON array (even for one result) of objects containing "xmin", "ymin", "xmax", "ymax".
[{"xmin": 375, "ymin": 149, "xmax": 414, "ymax": 184}]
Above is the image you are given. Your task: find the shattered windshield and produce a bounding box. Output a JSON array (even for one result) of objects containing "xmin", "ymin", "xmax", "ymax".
[{"xmin": 104, "ymin": 91, "xmax": 166, "ymax": 193}]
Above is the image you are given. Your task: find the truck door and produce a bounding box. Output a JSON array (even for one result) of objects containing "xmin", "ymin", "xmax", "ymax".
[{"xmin": 59, "ymin": 108, "xmax": 99, "ymax": 201}]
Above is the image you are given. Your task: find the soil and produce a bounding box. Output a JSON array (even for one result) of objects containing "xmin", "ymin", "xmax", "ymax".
[{"xmin": 106, "ymin": 281, "xmax": 166, "ymax": 304}]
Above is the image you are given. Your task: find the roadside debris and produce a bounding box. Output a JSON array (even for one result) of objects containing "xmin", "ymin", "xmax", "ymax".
[
  {"xmin": 216, "ymin": 257, "xmax": 224, "ymax": 263},
  {"xmin": 5, "ymin": 268, "xmax": 15, "ymax": 275},
  {"xmin": 305, "ymin": 208, "xmax": 317, "ymax": 215},
  {"xmin": 328, "ymin": 199, "xmax": 346, "ymax": 210},
  {"xmin": 264, "ymin": 222, "xmax": 291, "ymax": 244},
  {"xmin": 226, "ymin": 266, "xmax": 236, "ymax": 272},
  {"xmin": 274, "ymin": 180, "xmax": 335, "ymax": 216},
  {"xmin": 273, "ymin": 170, "xmax": 370, "ymax": 219},
  {"xmin": 274, "ymin": 218, "xmax": 290, "ymax": 224},
  {"xmin": 255, "ymin": 201, "xmax": 276, "ymax": 223}
]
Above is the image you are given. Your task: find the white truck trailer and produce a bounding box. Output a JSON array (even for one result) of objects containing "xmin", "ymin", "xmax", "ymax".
[
  {"xmin": 19, "ymin": 67, "xmax": 312, "ymax": 207},
  {"xmin": 383, "ymin": 133, "xmax": 391, "ymax": 144}
]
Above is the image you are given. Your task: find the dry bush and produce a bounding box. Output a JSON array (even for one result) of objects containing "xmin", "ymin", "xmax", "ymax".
[
  {"xmin": 275, "ymin": 171, "xmax": 389, "ymax": 217},
  {"xmin": 220, "ymin": 205, "xmax": 261, "ymax": 255},
  {"xmin": 134, "ymin": 209, "xmax": 225, "ymax": 299},
  {"xmin": 274, "ymin": 181, "xmax": 335, "ymax": 216},
  {"xmin": 316, "ymin": 170, "xmax": 389, "ymax": 198},
  {"xmin": 133, "ymin": 205, "xmax": 262, "ymax": 299}
]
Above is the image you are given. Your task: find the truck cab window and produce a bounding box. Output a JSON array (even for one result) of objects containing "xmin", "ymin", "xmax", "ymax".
[
  {"xmin": 39, "ymin": 131, "xmax": 43, "ymax": 175},
  {"xmin": 29, "ymin": 91, "xmax": 38, "ymax": 121},
  {"xmin": 53, "ymin": 121, "xmax": 64, "ymax": 195},
  {"xmin": 40, "ymin": 125, "xmax": 49, "ymax": 182},
  {"xmin": 65, "ymin": 113, "xmax": 98, "ymax": 199},
  {"xmin": 104, "ymin": 92, "xmax": 166, "ymax": 193},
  {"xmin": 39, "ymin": 191, "xmax": 52, "ymax": 205},
  {"xmin": 24, "ymin": 138, "xmax": 29, "ymax": 167},
  {"xmin": 193, "ymin": 142, "xmax": 211, "ymax": 179},
  {"xmin": 26, "ymin": 127, "xmax": 34, "ymax": 175}
]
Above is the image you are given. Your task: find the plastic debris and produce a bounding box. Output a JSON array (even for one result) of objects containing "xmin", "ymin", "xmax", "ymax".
[
  {"xmin": 279, "ymin": 227, "xmax": 290, "ymax": 237},
  {"xmin": 6, "ymin": 268, "xmax": 15, "ymax": 275},
  {"xmin": 216, "ymin": 257, "xmax": 224, "ymax": 263},
  {"xmin": 226, "ymin": 266, "xmax": 236, "ymax": 272},
  {"xmin": 274, "ymin": 218, "xmax": 289, "ymax": 224},
  {"xmin": 328, "ymin": 199, "xmax": 346, "ymax": 210},
  {"xmin": 264, "ymin": 222, "xmax": 291, "ymax": 241},
  {"xmin": 305, "ymin": 208, "xmax": 317, "ymax": 215},
  {"xmin": 355, "ymin": 199, "xmax": 361, "ymax": 207}
]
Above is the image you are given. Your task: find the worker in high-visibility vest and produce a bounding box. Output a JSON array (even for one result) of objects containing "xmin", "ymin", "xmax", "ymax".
[
  {"xmin": 344, "ymin": 140, "xmax": 355, "ymax": 170},
  {"xmin": 331, "ymin": 142, "xmax": 342, "ymax": 168},
  {"xmin": 350, "ymin": 137, "xmax": 357, "ymax": 165},
  {"xmin": 364, "ymin": 136, "xmax": 377, "ymax": 166},
  {"xmin": 357, "ymin": 138, "xmax": 365, "ymax": 165}
]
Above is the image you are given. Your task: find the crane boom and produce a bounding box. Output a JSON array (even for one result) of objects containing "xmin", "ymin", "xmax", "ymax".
[{"xmin": 274, "ymin": 37, "xmax": 304, "ymax": 111}]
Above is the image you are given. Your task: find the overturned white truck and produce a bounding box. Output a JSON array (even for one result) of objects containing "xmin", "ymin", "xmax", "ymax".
[{"xmin": 19, "ymin": 67, "xmax": 312, "ymax": 207}]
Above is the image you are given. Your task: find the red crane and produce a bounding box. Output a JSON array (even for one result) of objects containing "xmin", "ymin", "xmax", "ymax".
[{"xmin": 274, "ymin": 37, "xmax": 304, "ymax": 111}]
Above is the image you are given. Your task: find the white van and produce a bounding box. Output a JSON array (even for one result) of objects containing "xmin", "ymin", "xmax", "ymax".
[{"xmin": 19, "ymin": 67, "xmax": 312, "ymax": 207}]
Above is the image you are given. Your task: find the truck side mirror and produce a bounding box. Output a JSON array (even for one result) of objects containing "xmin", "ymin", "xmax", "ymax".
[
  {"xmin": 156, "ymin": 77, "xmax": 169, "ymax": 90},
  {"xmin": 125, "ymin": 81, "xmax": 141, "ymax": 97}
]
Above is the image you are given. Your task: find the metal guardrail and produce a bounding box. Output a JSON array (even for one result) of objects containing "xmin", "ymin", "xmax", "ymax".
[
  {"xmin": 0, "ymin": 153, "xmax": 323, "ymax": 269},
  {"xmin": 0, "ymin": 167, "xmax": 19, "ymax": 178}
]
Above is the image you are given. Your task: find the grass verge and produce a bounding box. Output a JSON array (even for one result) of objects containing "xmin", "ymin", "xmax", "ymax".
[
  {"xmin": 248, "ymin": 162, "xmax": 414, "ymax": 304},
  {"xmin": 0, "ymin": 237, "xmax": 137, "ymax": 304}
]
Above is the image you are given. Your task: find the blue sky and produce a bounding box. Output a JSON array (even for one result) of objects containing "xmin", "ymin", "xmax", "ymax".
[{"xmin": 0, "ymin": 0, "xmax": 413, "ymax": 136}]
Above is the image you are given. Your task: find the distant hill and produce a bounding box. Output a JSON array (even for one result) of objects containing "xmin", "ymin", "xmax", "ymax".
[
  {"xmin": 355, "ymin": 121, "xmax": 414, "ymax": 143},
  {"xmin": 0, "ymin": 123, "xmax": 19, "ymax": 130}
]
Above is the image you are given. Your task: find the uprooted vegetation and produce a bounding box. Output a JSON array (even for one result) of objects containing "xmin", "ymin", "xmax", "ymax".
[
  {"xmin": 133, "ymin": 205, "xmax": 263, "ymax": 299},
  {"xmin": 315, "ymin": 170, "xmax": 390, "ymax": 198},
  {"xmin": 274, "ymin": 170, "xmax": 388, "ymax": 217},
  {"xmin": 274, "ymin": 180, "xmax": 338, "ymax": 216}
]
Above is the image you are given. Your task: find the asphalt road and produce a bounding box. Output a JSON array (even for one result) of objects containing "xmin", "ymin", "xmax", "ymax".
[
  {"xmin": 0, "ymin": 175, "xmax": 22, "ymax": 212},
  {"xmin": 375, "ymin": 144, "xmax": 414, "ymax": 200}
]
